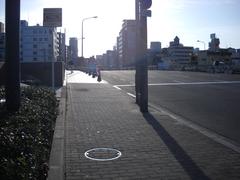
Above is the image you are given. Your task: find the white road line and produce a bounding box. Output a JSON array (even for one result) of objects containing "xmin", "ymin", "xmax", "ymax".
[
  {"xmin": 149, "ymin": 81, "xmax": 240, "ymax": 86},
  {"xmin": 149, "ymin": 103, "xmax": 240, "ymax": 154},
  {"xmin": 113, "ymin": 85, "xmax": 122, "ymax": 90},
  {"xmin": 127, "ymin": 93, "xmax": 136, "ymax": 98},
  {"xmin": 173, "ymin": 80, "xmax": 184, "ymax": 83},
  {"xmin": 114, "ymin": 81, "xmax": 240, "ymax": 87},
  {"xmin": 114, "ymin": 84, "xmax": 135, "ymax": 87}
]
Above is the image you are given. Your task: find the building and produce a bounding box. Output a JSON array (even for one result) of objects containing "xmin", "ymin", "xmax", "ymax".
[
  {"xmin": 209, "ymin": 33, "xmax": 220, "ymax": 52},
  {"xmin": 0, "ymin": 22, "xmax": 4, "ymax": 33},
  {"xmin": 69, "ymin": 37, "xmax": 78, "ymax": 65},
  {"xmin": 197, "ymin": 34, "xmax": 231, "ymax": 68},
  {"xmin": 65, "ymin": 45, "xmax": 71, "ymax": 66},
  {"xmin": 0, "ymin": 32, "xmax": 5, "ymax": 62},
  {"xmin": 150, "ymin": 42, "xmax": 161, "ymax": 53},
  {"xmin": 197, "ymin": 50, "xmax": 231, "ymax": 66},
  {"xmin": 228, "ymin": 48, "xmax": 240, "ymax": 65},
  {"xmin": 20, "ymin": 20, "xmax": 59, "ymax": 62},
  {"xmin": 106, "ymin": 50, "xmax": 118, "ymax": 69},
  {"xmin": 161, "ymin": 36, "xmax": 193, "ymax": 68},
  {"xmin": 57, "ymin": 32, "xmax": 66, "ymax": 62},
  {"xmin": 117, "ymin": 20, "xmax": 137, "ymax": 68},
  {"xmin": 0, "ymin": 22, "xmax": 5, "ymax": 61}
]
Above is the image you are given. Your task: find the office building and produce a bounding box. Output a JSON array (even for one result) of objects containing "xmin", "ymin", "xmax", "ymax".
[{"xmin": 20, "ymin": 20, "xmax": 59, "ymax": 62}]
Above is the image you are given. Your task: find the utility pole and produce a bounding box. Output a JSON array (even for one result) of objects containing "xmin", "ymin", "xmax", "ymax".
[
  {"xmin": 135, "ymin": 0, "xmax": 141, "ymax": 105},
  {"xmin": 135, "ymin": 0, "xmax": 152, "ymax": 113},
  {"xmin": 5, "ymin": 0, "xmax": 21, "ymax": 111}
]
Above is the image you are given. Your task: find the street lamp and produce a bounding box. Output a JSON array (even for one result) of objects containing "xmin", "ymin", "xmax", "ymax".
[
  {"xmin": 197, "ymin": 40, "xmax": 206, "ymax": 50},
  {"xmin": 81, "ymin": 16, "xmax": 98, "ymax": 58}
]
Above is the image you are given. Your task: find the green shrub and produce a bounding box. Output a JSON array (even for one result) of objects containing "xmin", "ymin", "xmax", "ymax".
[{"xmin": 0, "ymin": 86, "xmax": 59, "ymax": 180}]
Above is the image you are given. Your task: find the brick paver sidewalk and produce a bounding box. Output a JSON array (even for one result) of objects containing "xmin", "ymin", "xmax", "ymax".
[{"xmin": 61, "ymin": 71, "xmax": 240, "ymax": 180}]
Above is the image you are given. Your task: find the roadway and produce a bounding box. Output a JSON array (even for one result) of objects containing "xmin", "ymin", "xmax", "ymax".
[{"xmin": 101, "ymin": 70, "xmax": 240, "ymax": 145}]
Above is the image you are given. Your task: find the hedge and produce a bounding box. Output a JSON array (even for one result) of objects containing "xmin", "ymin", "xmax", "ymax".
[{"xmin": 0, "ymin": 86, "xmax": 58, "ymax": 180}]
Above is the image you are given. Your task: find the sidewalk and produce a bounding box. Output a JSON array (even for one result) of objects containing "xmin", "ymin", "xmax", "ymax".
[{"xmin": 49, "ymin": 71, "xmax": 240, "ymax": 180}]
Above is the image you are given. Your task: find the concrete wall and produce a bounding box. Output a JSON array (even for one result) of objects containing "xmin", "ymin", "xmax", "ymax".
[{"xmin": 0, "ymin": 61, "xmax": 65, "ymax": 87}]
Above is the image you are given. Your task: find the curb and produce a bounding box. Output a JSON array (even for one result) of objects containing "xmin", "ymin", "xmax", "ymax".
[{"xmin": 47, "ymin": 86, "xmax": 66, "ymax": 180}]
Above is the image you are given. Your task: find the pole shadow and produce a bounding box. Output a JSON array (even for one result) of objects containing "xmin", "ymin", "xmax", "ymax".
[{"xmin": 143, "ymin": 113, "xmax": 210, "ymax": 180}]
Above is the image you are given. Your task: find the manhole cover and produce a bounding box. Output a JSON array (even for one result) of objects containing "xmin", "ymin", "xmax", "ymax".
[
  {"xmin": 0, "ymin": 99, "xmax": 6, "ymax": 103},
  {"xmin": 84, "ymin": 148, "xmax": 122, "ymax": 161}
]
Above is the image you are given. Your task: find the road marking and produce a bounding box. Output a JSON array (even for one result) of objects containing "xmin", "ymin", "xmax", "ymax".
[
  {"xmin": 114, "ymin": 84, "xmax": 135, "ymax": 87},
  {"xmin": 150, "ymin": 81, "xmax": 240, "ymax": 86},
  {"xmin": 173, "ymin": 80, "xmax": 184, "ymax": 83},
  {"xmin": 127, "ymin": 93, "xmax": 136, "ymax": 98},
  {"xmin": 114, "ymin": 81, "xmax": 240, "ymax": 87},
  {"xmin": 113, "ymin": 85, "xmax": 122, "ymax": 90},
  {"xmin": 149, "ymin": 103, "xmax": 240, "ymax": 154}
]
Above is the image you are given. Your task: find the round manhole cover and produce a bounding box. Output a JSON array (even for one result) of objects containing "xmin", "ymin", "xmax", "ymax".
[{"xmin": 84, "ymin": 148, "xmax": 122, "ymax": 161}]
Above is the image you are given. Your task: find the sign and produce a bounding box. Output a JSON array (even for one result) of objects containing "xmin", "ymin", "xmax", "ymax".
[
  {"xmin": 43, "ymin": 8, "xmax": 62, "ymax": 27},
  {"xmin": 141, "ymin": 9, "xmax": 152, "ymax": 17}
]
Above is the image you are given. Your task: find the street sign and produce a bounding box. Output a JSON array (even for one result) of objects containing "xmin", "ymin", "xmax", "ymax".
[
  {"xmin": 141, "ymin": 9, "xmax": 152, "ymax": 17},
  {"xmin": 43, "ymin": 8, "xmax": 62, "ymax": 27}
]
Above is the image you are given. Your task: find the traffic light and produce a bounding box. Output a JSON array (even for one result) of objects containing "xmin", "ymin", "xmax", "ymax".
[
  {"xmin": 140, "ymin": 0, "xmax": 152, "ymax": 9},
  {"xmin": 140, "ymin": 0, "xmax": 152, "ymax": 17}
]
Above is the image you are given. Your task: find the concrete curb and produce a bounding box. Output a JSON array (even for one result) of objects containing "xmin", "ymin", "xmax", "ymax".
[{"xmin": 47, "ymin": 87, "xmax": 66, "ymax": 180}]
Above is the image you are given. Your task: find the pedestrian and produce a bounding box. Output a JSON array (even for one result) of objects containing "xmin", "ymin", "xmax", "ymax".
[{"xmin": 97, "ymin": 67, "xmax": 102, "ymax": 82}]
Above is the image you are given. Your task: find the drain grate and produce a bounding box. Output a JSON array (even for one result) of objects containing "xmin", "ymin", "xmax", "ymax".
[{"xmin": 84, "ymin": 148, "xmax": 122, "ymax": 161}]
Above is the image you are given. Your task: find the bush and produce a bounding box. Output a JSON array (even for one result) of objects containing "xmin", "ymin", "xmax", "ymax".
[{"xmin": 0, "ymin": 86, "xmax": 59, "ymax": 180}]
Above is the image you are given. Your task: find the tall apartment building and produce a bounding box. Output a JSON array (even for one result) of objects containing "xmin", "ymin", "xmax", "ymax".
[
  {"xmin": 117, "ymin": 20, "xmax": 137, "ymax": 67},
  {"xmin": 20, "ymin": 20, "xmax": 59, "ymax": 62},
  {"xmin": 69, "ymin": 37, "xmax": 78, "ymax": 65}
]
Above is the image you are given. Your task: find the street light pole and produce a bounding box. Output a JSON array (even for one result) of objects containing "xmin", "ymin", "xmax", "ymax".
[
  {"xmin": 81, "ymin": 16, "xmax": 97, "ymax": 58},
  {"xmin": 197, "ymin": 40, "xmax": 206, "ymax": 50},
  {"xmin": 5, "ymin": 0, "xmax": 20, "ymax": 111}
]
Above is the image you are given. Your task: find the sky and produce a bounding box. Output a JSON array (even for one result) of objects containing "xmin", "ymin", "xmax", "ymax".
[{"xmin": 0, "ymin": 0, "xmax": 240, "ymax": 58}]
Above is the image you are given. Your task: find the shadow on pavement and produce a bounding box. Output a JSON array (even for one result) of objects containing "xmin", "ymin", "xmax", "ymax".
[{"xmin": 143, "ymin": 112, "xmax": 210, "ymax": 180}]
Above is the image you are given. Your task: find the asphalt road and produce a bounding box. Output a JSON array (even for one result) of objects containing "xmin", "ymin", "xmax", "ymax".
[{"xmin": 101, "ymin": 70, "xmax": 240, "ymax": 144}]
